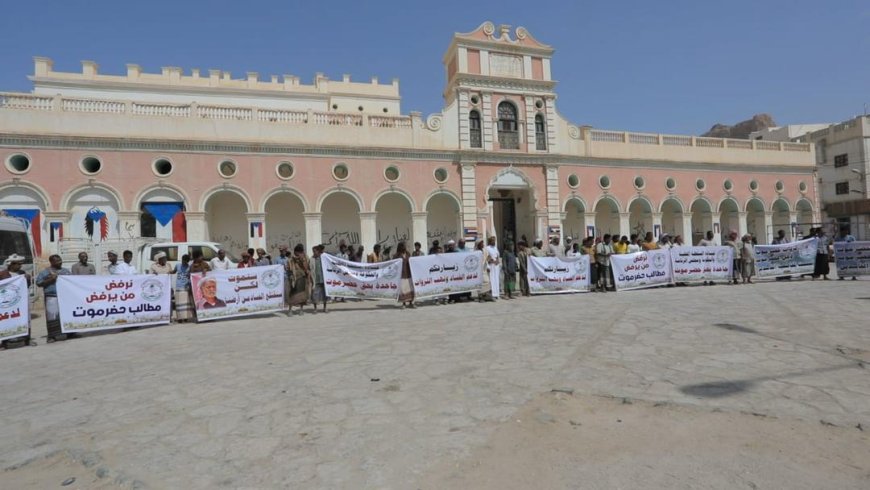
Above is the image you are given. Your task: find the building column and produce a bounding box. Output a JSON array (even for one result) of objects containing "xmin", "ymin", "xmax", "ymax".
[
  {"xmin": 535, "ymin": 210, "xmax": 549, "ymax": 243},
  {"xmin": 681, "ymin": 212, "xmax": 693, "ymax": 245},
  {"xmin": 736, "ymin": 212, "xmax": 747, "ymax": 241},
  {"xmin": 411, "ymin": 212, "xmax": 428, "ymax": 248},
  {"xmin": 652, "ymin": 212, "xmax": 663, "ymax": 239},
  {"xmin": 710, "ymin": 214, "xmax": 720, "ymax": 245},
  {"xmin": 303, "ymin": 212, "xmax": 322, "ymax": 252},
  {"xmin": 763, "ymin": 212, "xmax": 773, "ymax": 245},
  {"xmin": 583, "ymin": 212, "xmax": 596, "ymax": 238},
  {"xmin": 360, "ymin": 212, "xmax": 377, "ymax": 249},
  {"xmin": 789, "ymin": 212, "xmax": 799, "ymax": 239},
  {"xmin": 117, "ymin": 211, "xmax": 141, "ymax": 240},
  {"xmin": 460, "ymin": 163, "xmax": 479, "ymax": 243},
  {"xmin": 545, "ymin": 166, "xmax": 562, "ymax": 242},
  {"xmin": 246, "ymin": 212, "xmax": 266, "ymax": 250},
  {"xmin": 619, "ymin": 212, "xmax": 631, "ymax": 239},
  {"xmin": 185, "ymin": 212, "xmax": 206, "ymax": 242}
]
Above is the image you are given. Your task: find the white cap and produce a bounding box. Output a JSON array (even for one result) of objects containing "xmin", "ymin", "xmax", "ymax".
[{"xmin": 4, "ymin": 254, "xmax": 25, "ymax": 265}]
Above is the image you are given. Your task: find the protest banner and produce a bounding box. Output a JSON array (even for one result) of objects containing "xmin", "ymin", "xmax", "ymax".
[
  {"xmin": 322, "ymin": 254, "xmax": 402, "ymax": 300},
  {"xmin": 670, "ymin": 246, "xmax": 733, "ymax": 283},
  {"xmin": 409, "ymin": 251, "xmax": 483, "ymax": 299},
  {"xmin": 0, "ymin": 275, "xmax": 29, "ymax": 342},
  {"xmin": 57, "ymin": 275, "xmax": 171, "ymax": 333},
  {"xmin": 755, "ymin": 237, "xmax": 818, "ymax": 278},
  {"xmin": 527, "ymin": 255, "xmax": 591, "ymax": 294},
  {"xmin": 833, "ymin": 241, "xmax": 870, "ymax": 277},
  {"xmin": 611, "ymin": 250, "xmax": 673, "ymax": 291},
  {"xmin": 190, "ymin": 265, "xmax": 285, "ymax": 322}
]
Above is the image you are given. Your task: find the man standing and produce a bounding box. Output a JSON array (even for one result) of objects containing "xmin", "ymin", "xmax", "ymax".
[
  {"xmin": 210, "ymin": 249, "xmax": 232, "ymax": 271},
  {"xmin": 0, "ymin": 254, "xmax": 32, "ymax": 347},
  {"xmin": 517, "ymin": 241, "xmax": 531, "ymax": 297},
  {"xmin": 36, "ymin": 255, "xmax": 71, "ymax": 342},
  {"xmin": 698, "ymin": 231, "xmax": 716, "ymax": 247},
  {"xmin": 724, "ymin": 231, "xmax": 743, "ymax": 284},
  {"xmin": 595, "ymin": 234, "xmax": 614, "ymax": 292},
  {"xmin": 107, "ymin": 250, "xmax": 136, "ymax": 275},
  {"xmin": 772, "ymin": 230, "xmax": 789, "ymax": 245},
  {"xmin": 547, "ymin": 237, "xmax": 563, "ymax": 257},
  {"xmin": 310, "ymin": 244, "xmax": 328, "ymax": 313},
  {"xmin": 484, "ymin": 236, "xmax": 501, "ymax": 300},
  {"xmin": 71, "ymin": 252, "xmax": 96, "ymax": 275},
  {"xmin": 255, "ymin": 248, "xmax": 272, "ymax": 267},
  {"xmin": 835, "ymin": 228, "xmax": 857, "ymax": 280},
  {"xmin": 530, "ymin": 239, "xmax": 546, "ymax": 258},
  {"xmin": 642, "ymin": 232, "xmax": 659, "ymax": 251}
]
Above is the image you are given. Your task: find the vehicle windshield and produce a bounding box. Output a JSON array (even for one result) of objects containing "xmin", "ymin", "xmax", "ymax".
[{"xmin": 0, "ymin": 230, "xmax": 33, "ymax": 265}]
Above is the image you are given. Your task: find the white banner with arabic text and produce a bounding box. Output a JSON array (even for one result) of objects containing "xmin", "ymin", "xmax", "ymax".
[
  {"xmin": 322, "ymin": 254, "xmax": 402, "ymax": 300},
  {"xmin": 528, "ymin": 255, "xmax": 591, "ymax": 294},
  {"xmin": 670, "ymin": 246, "xmax": 733, "ymax": 282},
  {"xmin": 612, "ymin": 250, "xmax": 673, "ymax": 291},
  {"xmin": 834, "ymin": 241, "xmax": 870, "ymax": 277},
  {"xmin": 755, "ymin": 238, "xmax": 818, "ymax": 277},
  {"xmin": 409, "ymin": 252, "xmax": 483, "ymax": 299},
  {"xmin": 0, "ymin": 275, "xmax": 29, "ymax": 341},
  {"xmin": 190, "ymin": 265, "xmax": 285, "ymax": 322},
  {"xmin": 58, "ymin": 275, "xmax": 171, "ymax": 332}
]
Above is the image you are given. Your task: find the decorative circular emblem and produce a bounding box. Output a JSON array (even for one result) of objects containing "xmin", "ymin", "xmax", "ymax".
[
  {"xmin": 652, "ymin": 252, "xmax": 668, "ymax": 270},
  {"xmin": 567, "ymin": 125, "xmax": 580, "ymax": 140},
  {"xmin": 141, "ymin": 278, "xmax": 165, "ymax": 302},
  {"xmin": 715, "ymin": 249, "xmax": 730, "ymax": 264},
  {"xmin": 260, "ymin": 269, "xmax": 282, "ymax": 290},
  {"xmin": 464, "ymin": 254, "xmax": 481, "ymax": 273},
  {"xmin": 0, "ymin": 282, "xmax": 22, "ymax": 309},
  {"xmin": 426, "ymin": 114, "xmax": 442, "ymax": 131},
  {"xmin": 574, "ymin": 259, "xmax": 588, "ymax": 274}
]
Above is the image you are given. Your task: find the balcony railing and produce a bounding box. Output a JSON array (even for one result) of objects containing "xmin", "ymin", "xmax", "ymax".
[{"xmin": 498, "ymin": 131, "xmax": 519, "ymax": 149}]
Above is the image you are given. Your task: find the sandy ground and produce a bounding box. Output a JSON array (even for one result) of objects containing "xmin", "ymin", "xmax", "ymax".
[{"xmin": 424, "ymin": 393, "xmax": 870, "ymax": 490}]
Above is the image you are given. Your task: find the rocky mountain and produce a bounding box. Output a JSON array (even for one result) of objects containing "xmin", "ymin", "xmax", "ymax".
[{"xmin": 701, "ymin": 114, "xmax": 776, "ymax": 139}]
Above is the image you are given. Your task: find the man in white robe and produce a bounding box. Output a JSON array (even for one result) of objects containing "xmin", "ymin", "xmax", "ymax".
[{"xmin": 485, "ymin": 236, "xmax": 501, "ymax": 299}]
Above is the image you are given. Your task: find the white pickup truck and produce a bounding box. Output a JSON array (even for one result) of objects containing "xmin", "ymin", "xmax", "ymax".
[{"xmin": 138, "ymin": 241, "xmax": 237, "ymax": 273}]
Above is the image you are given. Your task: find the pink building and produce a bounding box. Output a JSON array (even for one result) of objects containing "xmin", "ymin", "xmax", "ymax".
[{"xmin": 0, "ymin": 22, "xmax": 817, "ymax": 262}]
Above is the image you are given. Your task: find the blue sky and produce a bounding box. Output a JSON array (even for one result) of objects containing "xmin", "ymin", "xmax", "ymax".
[{"xmin": 2, "ymin": 0, "xmax": 867, "ymax": 135}]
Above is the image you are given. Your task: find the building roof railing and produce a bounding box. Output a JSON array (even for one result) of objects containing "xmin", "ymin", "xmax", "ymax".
[{"xmin": 584, "ymin": 128, "xmax": 810, "ymax": 153}]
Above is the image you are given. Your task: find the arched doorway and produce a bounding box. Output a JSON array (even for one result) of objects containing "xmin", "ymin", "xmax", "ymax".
[
  {"xmin": 204, "ymin": 191, "xmax": 248, "ymax": 255},
  {"xmin": 628, "ymin": 197, "xmax": 652, "ymax": 238},
  {"xmin": 719, "ymin": 198, "xmax": 739, "ymax": 243},
  {"xmin": 264, "ymin": 192, "xmax": 306, "ymax": 255},
  {"xmin": 660, "ymin": 198, "xmax": 683, "ymax": 238},
  {"xmin": 375, "ymin": 192, "xmax": 413, "ymax": 251},
  {"xmin": 0, "ymin": 184, "xmax": 48, "ymax": 256},
  {"xmin": 138, "ymin": 187, "xmax": 187, "ymax": 242},
  {"xmin": 691, "ymin": 198, "xmax": 713, "ymax": 244},
  {"xmin": 66, "ymin": 186, "xmax": 120, "ymax": 243},
  {"xmin": 426, "ymin": 193, "xmax": 461, "ymax": 247},
  {"xmin": 746, "ymin": 198, "xmax": 766, "ymax": 243},
  {"xmin": 771, "ymin": 198, "xmax": 790, "ymax": 241},
  {"xmin": 594, "ymin": 197, "xmax": 620, "ymax": 237},
  {"xmin": 487, "ymin": 169, "xmax": 537, "ymax": 247},
  {"xmin": 796, "ymin": 199, "xmax": 814, "ymax": 238},
  {"xmin": 320, "ymin": 192, "xmax": 361, "ymax": 250},
  {"xmin": 562, "ymin": 198, "xmax": 586, "ymax": 242}
]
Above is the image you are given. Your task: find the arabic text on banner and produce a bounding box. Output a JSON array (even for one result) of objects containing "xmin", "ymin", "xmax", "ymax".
[
  {"xmin": 190, "ymin": 265, "xmax": 285, "ymax": 322},
  {"xmin": 527, "ymin": 255, "xmax": 591, "ymax": 294},
  {"xmin": 670, "ymin": 246, "xmax": 733, "ymax": 282},
  {"xmin": 611, "ymin": 250, "xmax": 673, "ymax": 291},
  {"xmin": 57, "ymin": 275, "xmax": 171, "ymax": 333},
  {"xmin": 755, "ymin": 237, "xmax": 818, "ymax": 277},
  {"xmin": 408, "ymin": 251, "xmax": 484, "ymax": 299},
  {"xmin": 322, "ymin": 254, "xmax": 402, "ymax": 300},
  {"xmin": 0, "ymin": 275, "xmax": 29, "ymax": 342},
  {"xmin": 834, "ymin": 241, "xmax": 870, "ymax": 277}
]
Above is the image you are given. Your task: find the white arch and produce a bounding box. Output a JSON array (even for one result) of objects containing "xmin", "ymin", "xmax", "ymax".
[
  {"xmin": 0, "ymin": 180, "xmax": 52, "ymax": 210},
  {"xmin": 592, "ymin": 194, "xmax": 622, "ymax": 212},
  {"xmin": 132, "ymin": 183, "xmax": 191, "ymax": 210},
  {"xmin": 795, "ymin": 197, "xmax": 814, "ymax": 212},
  {"xmin": 422, "ymin": 189, "xmax": 462, "ymax": 212},
  {"xmin": 689, "ymin": 195, "xmax": 714, "ymax": 213},
  {"xmin": 744, "ymin": 196, "xmax": 766, "ymax": 212},
  {"xmin": 60, "ymin": 182, "xmax": 125, "ymax": 211},
  {"xmin": 316, "ymin": 187, "xmax": 364, "ymax": 212},
  {"xmin": 562, "ymin": 195, "xmax": 588, "ymax": 213},
  {"xmin": 627, "ymin": 195, "xmax": 654, "ymax": 213},
  {"xmin": 770, "ymin": 196, "xmax": 791, "ymax": 212},
  {"xmin": 372, "ymin": 188, "xmax": 417, "ymax": 213},
  {"xmin": 486, "ymin": 167, "xmax": 540, "ymax": 209},
  {"xmin": 717, "ymin": 195, "xmax": 741, "ymax": 212},
  {"xmin": 658, "ymin": 195, "xmax": 685, "ymax": 213},
  {"xmin": 199, "ymin": 184, "xmax": 253, "ymax": 212},
  {"xmin": 259, "ymin": 187, "xmax": 310, "ymax": 213}
]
